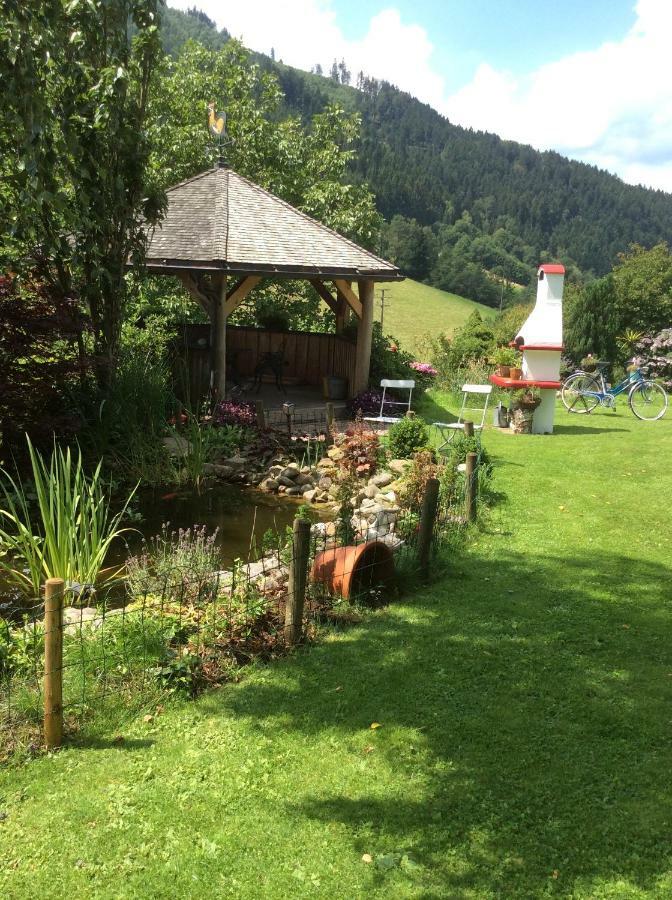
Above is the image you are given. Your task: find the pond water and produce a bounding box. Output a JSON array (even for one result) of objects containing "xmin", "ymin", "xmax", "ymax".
[
  {"xmin": 123, "ymin": 483, "xmax": 323, "ymax": 568},
  {"xmin": 0, "ymin": 484, "xmax": 328, "ymax": 613}
]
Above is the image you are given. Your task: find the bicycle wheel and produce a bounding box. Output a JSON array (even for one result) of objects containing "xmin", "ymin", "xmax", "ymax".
[
  {"xmin": 628, "ymin": 381, "xmax": 668, "ymax": 421},
  {"xmin": 561, "ymin": 373, "xmax": 601, "ymax": 414}
]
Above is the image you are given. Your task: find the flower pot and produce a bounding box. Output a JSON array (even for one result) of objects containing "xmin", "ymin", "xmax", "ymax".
[
  {"xmin": 310, "ymin": 540, "xmax": 395, "ymax": 601},
  {"xmin": 509, "ymin": 367, "xmax": 523, "ymax": 380},
  {"xmin": 496, "ymin": 365, "xmax": 511, "ymax": 378},
  {"xmin": 322, "ymin": 375, "xmax": 348, "ymax": 401}
]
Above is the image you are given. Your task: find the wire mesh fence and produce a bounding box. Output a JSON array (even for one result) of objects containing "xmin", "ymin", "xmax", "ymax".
[{"xmin": 0, "ymin": 423, "xmax": 485, "ymax": 757}]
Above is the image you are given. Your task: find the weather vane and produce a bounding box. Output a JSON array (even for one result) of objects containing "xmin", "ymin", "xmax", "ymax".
[{"xmin": 207, "ymin": 101, "xmax": 231, "ymax": 166}]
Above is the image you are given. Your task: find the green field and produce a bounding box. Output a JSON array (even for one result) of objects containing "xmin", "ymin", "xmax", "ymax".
[
  {"xmin": 374, "ymin": 279, "xmax": 497, "ymax": 355},
  {"xmin": 2, "ymin": 398, "xmax": 672, "ymax": 898}
]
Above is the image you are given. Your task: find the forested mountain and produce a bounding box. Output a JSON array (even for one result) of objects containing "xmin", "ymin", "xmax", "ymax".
[{"xmin": 159, "ymin": 5, "xmax": 672, "ymax": 288}]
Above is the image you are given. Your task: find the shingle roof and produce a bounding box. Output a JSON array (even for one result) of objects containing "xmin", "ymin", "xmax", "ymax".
[{"xmin": 144, "ymin": 164, "xmax": 401, "ymax": 280}]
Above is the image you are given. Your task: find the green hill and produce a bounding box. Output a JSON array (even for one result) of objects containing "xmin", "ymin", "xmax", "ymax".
[
  {"xmin": 374, "ymin": 279, "xmax": 496, "ymax": 356},
  {"xmin": 158, "ymin": 5, "xmax": 672, "ymax": 283}
]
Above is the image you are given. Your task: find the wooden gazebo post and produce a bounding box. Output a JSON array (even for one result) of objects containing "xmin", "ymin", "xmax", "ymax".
[
  {"xmin": 214, "ymin": 274, "xmax": 227, "ymax": 398},
  {"xmin": 355, "ymin": 279, "xmax": 375, "ymax": 395}
]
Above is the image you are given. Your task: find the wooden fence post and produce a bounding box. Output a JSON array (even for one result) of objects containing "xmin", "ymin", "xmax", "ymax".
[
  {"xmin": 285, "ymin": 517, "xmax": 311, "ymax": 646},
  {"xmin": 465, "ymin": 451, "xmax": 478, "ymax": 523},
  {"xmin": 463, "ymin": 420, "xmax": 474, "ymax": 438},
  {"xmin": 325, "ymin": 402, "xmax": 335, "ymax": 444},
  {"xmin": 255, "ymin": 400, "xmax": 266, "ymax": 432},
  {"xmin": 417, "ymin": 477, "xmax": 440, "ymax": 579},
  {"xmin": 44, "ymin": 578, "xmax": 65, "ymax": 750}
]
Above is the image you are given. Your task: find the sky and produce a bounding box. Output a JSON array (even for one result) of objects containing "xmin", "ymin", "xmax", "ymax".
[{"xmin": 168, "ymin": 0, "xmax": 672, "ymax": 193}]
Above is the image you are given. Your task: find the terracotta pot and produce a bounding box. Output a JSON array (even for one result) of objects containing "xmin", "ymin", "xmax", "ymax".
[
  {"xmin": 509, "ymin": 367, "xmax": 523, "ymax": 380},
  {"xmin": 496, "ymin": 365, "xmax": 511, "ymax": 378},
  {"xmin": 311, "ymin": 540, "xmax": 395, "ymax": 600}
]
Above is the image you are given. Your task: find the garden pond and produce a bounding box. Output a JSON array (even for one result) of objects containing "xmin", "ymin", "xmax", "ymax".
[{"xmin": 120, "ymin": 482, "xmax": 329, "ymax": 568}]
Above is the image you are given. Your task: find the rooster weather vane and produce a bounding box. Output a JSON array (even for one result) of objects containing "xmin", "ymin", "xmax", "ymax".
[{"xmin": 207, "ymin": 101, "xmax": 232, "ymax": 166}]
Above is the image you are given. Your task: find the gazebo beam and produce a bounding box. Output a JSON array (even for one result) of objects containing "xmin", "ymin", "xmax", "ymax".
[
  {"xmin": 225, "ymin": 275, "xmax": 261, "ymax": 316},
  {"xmin": 309, "ymin": 278, "xmax": 338, "ymax": 315},
  {"xmin": 354, "ymin": 279, "xmax": 375, "ymax": 395},
  {"xmin": 334, "ymin": 279, "xmax": 363, "ymax": 319},
  {"xmin": 177, "ymin": 272, "xmax": 213, "ymax": 318}
]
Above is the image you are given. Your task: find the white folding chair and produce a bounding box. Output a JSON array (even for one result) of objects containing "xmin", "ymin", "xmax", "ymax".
[
  {"xmin": 363, "ymin": 379, "xmax": 415, "ymax": 425},
  {"xmin": 433, "ymin": 383, "xmax": 492, "ymax": 450}
]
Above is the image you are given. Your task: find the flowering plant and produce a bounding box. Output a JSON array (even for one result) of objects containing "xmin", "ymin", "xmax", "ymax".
[
  {"xmin": 212, "ymin": 400, "xmax": 257, "ymax": 428},
  {"xmin": 410, "ymin": 362, "xmax": 438, "ymax": 377}
]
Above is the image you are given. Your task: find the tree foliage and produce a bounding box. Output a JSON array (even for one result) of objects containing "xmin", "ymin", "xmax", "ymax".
[
  {"xmin": 0, "ymin": 275, "xmax": 90, "ymax": 456},
  {"xmin": 0, "ymin": 0, "xmax": 165, "ymax": 385}
]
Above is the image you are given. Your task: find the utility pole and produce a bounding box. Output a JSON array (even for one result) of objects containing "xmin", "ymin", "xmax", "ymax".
[{"xmin": 380, "ymin": 288, "xmax": 387, "ymax": 330}]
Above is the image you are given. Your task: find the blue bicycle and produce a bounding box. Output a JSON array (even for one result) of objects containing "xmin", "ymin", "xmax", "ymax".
[{"xmin": 561, "ymin": 363, "xmax": 668, "ymax": 421}]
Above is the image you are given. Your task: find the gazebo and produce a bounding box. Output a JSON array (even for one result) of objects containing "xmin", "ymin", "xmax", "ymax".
[{"xmin": 143, "ymin": 161, "xmax": 402, "ymax": 402}]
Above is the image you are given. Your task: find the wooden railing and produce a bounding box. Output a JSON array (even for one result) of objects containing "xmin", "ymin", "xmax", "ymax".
[{"xmin": 173, "ymin": 324, "xmax": 357, "ymax": 405}]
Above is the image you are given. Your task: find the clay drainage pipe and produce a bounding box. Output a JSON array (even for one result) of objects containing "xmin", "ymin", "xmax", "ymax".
[{"xmin": 310, "ymin": 540, "xmax": 395, "ymax": 601}]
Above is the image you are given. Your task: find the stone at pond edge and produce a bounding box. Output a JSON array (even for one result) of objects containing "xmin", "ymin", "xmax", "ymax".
[
  {"xmin": 371, "ymin": 471, "xmax": 393, "ymax": 488},
  {"xmin": 162, "ymin": 435, "xmax": 191, "ymax": 458},
  {"xmin": 260, "ymin": 477, "xmax": 279, "ymax": 492},
  {"xmin": 203, "ymin": 462, "xmax": 233, "ymax": 478}
]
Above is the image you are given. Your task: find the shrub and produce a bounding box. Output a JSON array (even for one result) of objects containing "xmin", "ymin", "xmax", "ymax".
[
  {"xmin": 126, "ymin": 524, "xmax": 222, "ymax": 604},
  {"xmin": 337, "ymin": 420, "xmax": 379, "ymax": 478},
  {"xmin": 429, "ymin": 312, "xmax": 496, "ymax": 388},
  {"xmin": 0, "ymin": 273, "xmax": 91, "ymax": 454},
  {"xmin": 212, "ymin": 400, "xmax": 257, "ymax": 429},
  {"xmin": 634, "ymin": 328, "xmax": 672, "ymax": 391},
  {"xmin": 387, "ymin": 416, "xmax": 429, "ymax": 459},
  {"xmin": 399, "ymin": 449, "xmax": 438, "ymax": 509},
  {"xmin": 346, "ymin": 389, "xmax": 384, "ymax": 418}
]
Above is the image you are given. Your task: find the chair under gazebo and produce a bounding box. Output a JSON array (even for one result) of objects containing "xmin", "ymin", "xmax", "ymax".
[{"xmin": 143, "ymin": 160, "xmax": 403, "ymax": 412}]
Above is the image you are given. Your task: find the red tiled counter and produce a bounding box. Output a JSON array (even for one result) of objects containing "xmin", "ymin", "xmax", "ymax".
[{"xmin": 489, "ymin": 375, "xmax": 562, "ymax": 390}]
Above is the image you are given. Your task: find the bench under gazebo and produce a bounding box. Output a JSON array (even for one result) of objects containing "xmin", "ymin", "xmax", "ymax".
[{"xmin": 143, "ymin": 160, "xmax": 402, "ymax": 408}]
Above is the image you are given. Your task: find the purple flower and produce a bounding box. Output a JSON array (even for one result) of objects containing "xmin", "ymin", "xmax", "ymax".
[{"xmin": 212, "ymin": 400, "xmax": 257, "ymax": 428}]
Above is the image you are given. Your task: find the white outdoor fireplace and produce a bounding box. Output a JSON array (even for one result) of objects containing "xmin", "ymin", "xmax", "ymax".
[{"xmin": 491, "ymin": 263, "xmax": 565, "ymax": 433}]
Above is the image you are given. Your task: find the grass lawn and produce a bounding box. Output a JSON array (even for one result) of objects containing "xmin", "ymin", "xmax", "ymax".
[
  {"xmin": 373, "ymin": 279, "xmax": 497, "ymax": 355},
  {"xmin": 2, "ymin": 398, "xmax": 672, "ymax": 898}
]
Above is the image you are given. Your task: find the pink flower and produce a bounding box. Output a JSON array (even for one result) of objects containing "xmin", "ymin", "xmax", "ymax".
[{"xmin": 410, "ymin": 362, "xmax": 438, "ymax": 376}]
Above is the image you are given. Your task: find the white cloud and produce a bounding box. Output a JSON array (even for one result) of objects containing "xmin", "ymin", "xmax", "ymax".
[
  {"xmin": 444, "ymin": 0, "xmax": 672, "ymax": 191},
  {"xmin": 168, "ymin": 0, "xmax": 672, "ymax": 193},
  {"xmin": 168, "ymin": 1, "xmax": 446, "ymax": 111}
]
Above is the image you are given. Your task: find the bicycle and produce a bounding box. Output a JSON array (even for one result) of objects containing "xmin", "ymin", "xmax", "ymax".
[{"xmin": 561, "ymin": 362, "xmax": 668, "ymax": 421}]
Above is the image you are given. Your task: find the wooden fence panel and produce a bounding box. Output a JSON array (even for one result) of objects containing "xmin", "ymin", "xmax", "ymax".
[{"xmin": 174, "ymin": 325, "xmax": 357, "ymax": 406}]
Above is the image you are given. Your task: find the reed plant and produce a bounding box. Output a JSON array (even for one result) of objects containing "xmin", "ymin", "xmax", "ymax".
[{"xmin": 0, "ymin": 437, "xmax": 135, "ymax": 598}]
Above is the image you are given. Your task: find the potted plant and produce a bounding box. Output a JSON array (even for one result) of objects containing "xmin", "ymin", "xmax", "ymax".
[
  {"xmin": 493, "ymin": 346, "xmax": 517, "ymax": 377},
  {"xmin": 581, "ymin": 354, "xmax": 598, "ymax": 372},
  {"xmin": 509, "ymin": 350, "xmax": 523, "ymax": 381},
  {"xmin": 509, "ymin": 388, "xmax": 541, "ymax": 434}
]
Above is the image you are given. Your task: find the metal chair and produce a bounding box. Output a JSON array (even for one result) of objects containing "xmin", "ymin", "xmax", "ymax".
[
  {"xmin": 364, "ymin": 379, "xmax": 415, "ymax": 425},
  {"xmin": 433, "ymin": 383, "xmax": 492, "ymax": 450},
  {"xmin": 252, "ymin": 342, "xmax": 287, "ymax": 394}
]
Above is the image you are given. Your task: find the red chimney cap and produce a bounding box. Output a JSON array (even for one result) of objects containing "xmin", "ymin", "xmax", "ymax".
[{"xmin": 538, "ymin": 263, "xmax": 565, "ymax": 275}]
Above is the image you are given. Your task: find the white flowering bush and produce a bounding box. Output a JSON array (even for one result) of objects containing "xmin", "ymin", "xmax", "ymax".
[{"xmin": 634, "ymin": 329, "xmax": 672, "ymax": 391}]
